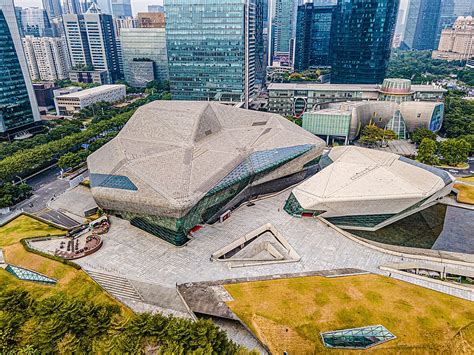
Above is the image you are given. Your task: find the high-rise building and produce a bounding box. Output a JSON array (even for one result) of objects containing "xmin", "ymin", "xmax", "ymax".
[
  {"xmin": 137, "ymin": 12, "xmax": 165, "ymax": 28},
  {"xmin": 111, "ymin": 0, "xmax": 131, "ymax": 18},
  {"xmin": 147, "ymin": 5, "xmax": 164, "ymax": 13},
  {"xmin": 63, "ymin": 3, "xmax": 122, "ymax": 82},
  {"xmin": 432, "ymin": 16, "xmax": 474, "ymax": 61},
  {"xmin": 165, "ymin": 0, "xmax": 257, "ymax": 107},
  {"xmin": 271, "ymin": 0, "xmax": 295, "ymax": 62},
  {"xmin": 330, "ymin": 0, "xmax": 399, "ymax": 84},
  {"xmin": 63, "ymin": 0, "xmax": 82, "ymax": 14},
  {"xmin": 96, "ymin": 0, "xmax": 113, "ymax": 15},
  {"xmin": 23, "ymin": 36, "xmax": 71, "ymax": 81},
  {"xmin": 255, "ymin": 0, "xmax": 265, "ymax": 84},
  {"xmin": 42, "ymin": 0, "xmax": 63, "ymax": 19},
  {"xmin": 0, "ymin": 0, "xmax": 41, "ymax": 138},
  {"xmin": 403, "ymin": 0, "xmax": 442, "ymax": 50},
  {"xmin": 294, "ymin": 2, "xmax": 335, "ymax": 71},
  {"xmin": 436, "ymin": 0, "xmax": 473, "ymax": 46},
  {"xmin": 21, "ymin": 7, "xmax": 54, "ymax": 37}
]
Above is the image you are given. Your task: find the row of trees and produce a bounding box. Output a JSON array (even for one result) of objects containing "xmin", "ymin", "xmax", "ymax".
[
  {"xmin": 0, "ymin": 288, "xmax": 245, "ymax": 354},
  {"xmin": 442, "ymin": 91, "xmax": 474, "ymax": 153},
  {"xmin": 0, "ymin": 183, "xmax": 31, "ymax": 208},
  {"xmin": 417, "ymin": 137, "xmax": 471, "ymax": 166}
]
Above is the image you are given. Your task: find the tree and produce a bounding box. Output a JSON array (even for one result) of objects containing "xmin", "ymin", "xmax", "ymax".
[
  {"xmin": 417, "ymin": 138, "xmax": 439, "ymax": 165},
  {"xmin": 58, "ymin": 152, "xmax": 84, "ymax": 170},
  {"xmin": 438, "ymin": 138, "xmax": 471, "ymax": 166},
  {"xmin": 411, "ymin": 127, "xmax": 437, "ymax": 145},
  {"xmin": 359, "ymin": 125, "xmax": 397, "ymax": 147}
]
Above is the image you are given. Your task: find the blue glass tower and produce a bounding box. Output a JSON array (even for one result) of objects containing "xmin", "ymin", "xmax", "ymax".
[
  {"xmin": 294, "ymin": 2, "xmax": 335, "ymax": 71},
  {"xmin": 0, "ymin": 0, "xmax": 40, "ymax": 139},
  {"xmin": 330, "ymin": 0, "xmax": 399, "ymax": 84},
  {"xmin": 165, "ymin": 0, "xmax": 256, "ymax": 107},
  {"xmin": 403, "ymin": 0, "xmax": 442, "ymax": 50}
]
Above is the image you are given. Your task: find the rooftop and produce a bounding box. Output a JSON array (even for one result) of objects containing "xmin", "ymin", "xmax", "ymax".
[
  {"xmin": 268, "ymin": 82, "xmax": 447, "ymax": 93},
  {"xmin": 292, "ymin": 146, "xmax": 453, "ymax": 207},
  {"xmin": 59, "ymin": 85, "xmax": 125, "ymax": 99}
]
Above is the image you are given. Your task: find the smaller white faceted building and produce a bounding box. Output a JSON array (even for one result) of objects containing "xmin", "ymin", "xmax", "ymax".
[{"xmin": 285, "ymin": 146, "xmax": 454, "ymax": 231}]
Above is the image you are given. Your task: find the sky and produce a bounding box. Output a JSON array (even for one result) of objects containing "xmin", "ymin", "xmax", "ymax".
[
  {"xmin": 14, "ymin": 0, "xmax": 406, "ymax": 16},
  {"xmin": 13, "ymin": 0, "xmax": 164, "ymax": 14}
]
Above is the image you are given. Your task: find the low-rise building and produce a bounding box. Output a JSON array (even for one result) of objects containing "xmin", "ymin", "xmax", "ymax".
[
  {"xmin": 69, "ymin": 69, "xmax": 110, "ymax": 85},
  {"xmin": 285, "ymin": 146, "xmax": 454, "ymax": 231},
  {"xmin": 268, "ymin": 79, "xmax": 446, "ymax": 116},
  {"xmin": 33, "ymin": 82, "xmax": 58, "ymax": 112},
  {"xmin": 54, "ymin": 84, "xmax": 126, "ymax": 116},
  {"xmin": 302, "ymin": 100, "xmax": 444, "ymax": 144},
  {"xmin": 432, "ymin": 16, "xmax": 474, "ymax": 61},
  {"xmin": 137, "ymin": 12, "xmax": 165, "ymax": 28}
]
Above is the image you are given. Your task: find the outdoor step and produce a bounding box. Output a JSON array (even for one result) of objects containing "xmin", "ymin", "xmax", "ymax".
[{"xmin": 86, "ymin": 270, "xmax": 142, "ymax": 301}]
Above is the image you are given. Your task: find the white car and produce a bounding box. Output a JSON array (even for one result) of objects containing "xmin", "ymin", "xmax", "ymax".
[{"xmin": 448, "ymin": 169, "xmax": 459, "ymax": 173}]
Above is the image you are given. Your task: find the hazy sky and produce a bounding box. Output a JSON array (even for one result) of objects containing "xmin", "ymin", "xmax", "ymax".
[{"xmin": 13, "ymin": 0, "xmax": 406, "ymax": 16}]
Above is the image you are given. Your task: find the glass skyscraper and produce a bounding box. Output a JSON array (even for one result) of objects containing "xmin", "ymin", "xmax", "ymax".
[
  {"xmin": 20, "ymin": 7, "xmax": 54, "ymax": 37},
  {"xmin": 165, "ymin": 0, "xmax": 257, "ymax": 107},
  {"xmin": 0, "ymin": 0, "xmax": 40, "ymax": 138},
  {"xmin": 330, "ymin": 0, "xmax": 399, "ymax": 84},
  {"xmin": 436, "ymin": 0, "xmax": 474, "ymax": 46},
  {"xmin": 271, "ymin": 0, "xmax": 295, "ymax": 61},
  {"xmin": 111, "ymin": 0, "xmax": 132, "ymax": 18},
  {"xmin": 294, "ymin": 2, "xmax": 335, "ymax": 71},
  {"xmin": 403, "ymin": 0, "xmax": 442, "ymax": 50}
]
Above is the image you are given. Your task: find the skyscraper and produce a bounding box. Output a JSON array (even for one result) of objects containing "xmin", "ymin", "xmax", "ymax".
[
  {"xmin": 121, "ymin": 28, "xmax": 168, "ymax": 87},
  {"xmin": 436, "ymin": 0, "xmax": 473, "ymax": 46},
  {"xmin": 96, "ymin": 0, "xmax": 113, "ymax": 15},
  {"xmin": 294, "ymin": 2, "xmax": 335, "ymax": 71},
  {"xmin": 165, "ymin": 0, "xmax": 257, "ymax": 107},
  {"xmin": 42, "ymin": 0, "xmax": 63, "ymax": 19},
  {"xmin": 63, "ymin": 0, "xmax": 82, "ymax": 14},
  {"xmin": 23, "ymin": 36, "xmax": 71, "ymax": 81},
  {"xmin": 0, "ymin": 0, "xmax": 40, "ymax": 138},
  {"xmin": 403, "ymin": 0, "xmax": 442, "ymax": 50},
  {"xmin": 111, "ymin": 0, "xmax": 132, "ymax": 18},
  {"xmin": 63, "ymin": 3, "xmax": 122, "ymax": 82},
  {"xmin": 330, "ymin": 0, "xmax": 399, "ymax": 84},
  {"xmin": 271, "ymin": 0, "xmax": 295, "ymax": 62},
  {"xmin": 21, "ymin": 7, "xmax": 54, "ymax": 37},
  {"xmin": 147, "ymin": 5, "xmax": 164, "ymax": 13}
]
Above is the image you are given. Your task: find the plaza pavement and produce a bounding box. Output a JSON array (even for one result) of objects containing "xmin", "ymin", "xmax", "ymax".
[{"xmin": 76, "ymin": 190, "xmax": 474, "ymax": 313}]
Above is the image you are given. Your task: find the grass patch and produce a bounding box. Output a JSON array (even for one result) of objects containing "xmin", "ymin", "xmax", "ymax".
[
  {"xmin": 225, "ymin": 274, "xmax": 474, "ymax": 354},
  {"xmin": 454, "ymin": 183, "xmax": 474, "ymax": 205},
  {"xmin": 0, "ymin": 215, "xmax": 130, "ymax": 314},
  {"xmin": 458, "ymin": 176, "xmax": 474, "ymax": 183}
]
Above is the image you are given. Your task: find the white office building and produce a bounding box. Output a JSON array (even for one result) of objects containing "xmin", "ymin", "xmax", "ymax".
[
  {"xmin": 54, "ymin": 84, "xmax": 125, "ymax": 116},
  {"xmin": 23, "ymin": 36, "xmax": 71, "ymax": 81}
]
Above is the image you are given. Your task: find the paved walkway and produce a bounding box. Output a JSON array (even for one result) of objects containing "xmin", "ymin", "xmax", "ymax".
[{"xmin": 77, "ymin": 190, "xmax": 474, "ymax": 311}]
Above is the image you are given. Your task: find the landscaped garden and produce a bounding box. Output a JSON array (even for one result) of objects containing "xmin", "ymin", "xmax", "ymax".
[{"xmin": 225, "ymin": 274, "xmax": 474, "ymax": 354}]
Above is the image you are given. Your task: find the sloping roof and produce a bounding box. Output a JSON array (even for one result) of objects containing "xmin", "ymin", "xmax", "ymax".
[
  {"xmin": 88, "ymin": 101, "xmax": 325, "ymax": 214},
  {"xmin": 292, "ymin": 146, "xmax": 452, "ymax": 209}
]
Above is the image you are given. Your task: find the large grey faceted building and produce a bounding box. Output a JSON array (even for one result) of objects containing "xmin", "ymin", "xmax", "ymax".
[{"xmin": 88, "ymin": 101, "xmax": 325, "ymax": 246}]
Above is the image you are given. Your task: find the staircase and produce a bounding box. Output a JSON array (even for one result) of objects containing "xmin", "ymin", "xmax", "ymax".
[{"xmin": 86, "ymin": 270, "xmax": 143, "ymax": 301}]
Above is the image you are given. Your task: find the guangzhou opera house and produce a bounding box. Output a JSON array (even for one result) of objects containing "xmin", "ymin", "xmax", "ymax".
[
  {"xmin": 88, "ymin": 101, "xmax": 325, "ymax": 245},
  {"xmin": 285, "ymin": 146, "xmax": 454, "ymax": 231}
]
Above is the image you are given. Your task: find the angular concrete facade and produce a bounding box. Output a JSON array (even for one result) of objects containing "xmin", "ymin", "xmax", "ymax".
[
  {"xmin": 88, "ymin": 101, "xmax": 325, "ymax": 245},
  {"xmin": 285, "ymin": 146, "xmax": 454, "ymax": 231}
]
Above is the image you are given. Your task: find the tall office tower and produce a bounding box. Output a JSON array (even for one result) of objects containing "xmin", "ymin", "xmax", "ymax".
[
  {"xmin": 42, "ymin": 0, "xmax": 62, "ymax": 19},
  {"xmin": 111, "ymin": 0, "xmax": 131, "ymax": 18},
  {"xmin": 121, "ymin": 28, "xmax": 168, "ymax": 87},
  {"xmin": 403, "ymin": 0, "xmax": 442, "ymax": 50},
  {"xmin": 165, "ymin": 0, "xmax": 256, "ymax": 107},
  {"xmin": 148, "ymin": 5, "xmax": 164, "ymax": 13},
  {"xmin": 22, "ymin": 36, "xmax": 71, "ymax": 81},
  {"xmin": 0, "ymin": 0, "xmax": 41, "ymax": 139},
  {"xmin": 21, "ymin": 7, "xmax": 54, "ymax": 37},
  {"xmin": 63, "ymin": 0, "xmax": 82, "ymax": 14},
  {"xmin": 436, "ymin": 0, "xmax": 473, "ymax": 46},
  {"xmin": 294, "ymin": 2, "xmax": 335, "ymax": 71},
  {"xmin": 63, "ymin": 3, "xmax": 122, "ymax": 82},
  {"xmin": 272, "ymin": 0, "xmax": 295, "ymax": 62},
  {"xmin": 96, "ymin": 0, "xmax": 113, "ymax": 15},
  {"xmin": 137, "ymin": 12, "xmax": 165, "ymax": 28},
  {"xmin": 255, "ymin": 0, "xmax": 265, "ymax": 84},
  {"xmin": 330, "ymin": 0, "xmax": 399, "ymax": 84},
  {"xmin": 114, "ymin": 16, "xmax": 136, "ymax": 33}
]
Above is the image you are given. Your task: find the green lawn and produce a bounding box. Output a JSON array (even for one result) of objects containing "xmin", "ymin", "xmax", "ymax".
[
  {"xmin": 225, "ymin": 274, "xmax": 474, "ymax": 354},
  {"xmin": 0, "ymin": 215, "xmax": 131, "ymax": 313}
]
